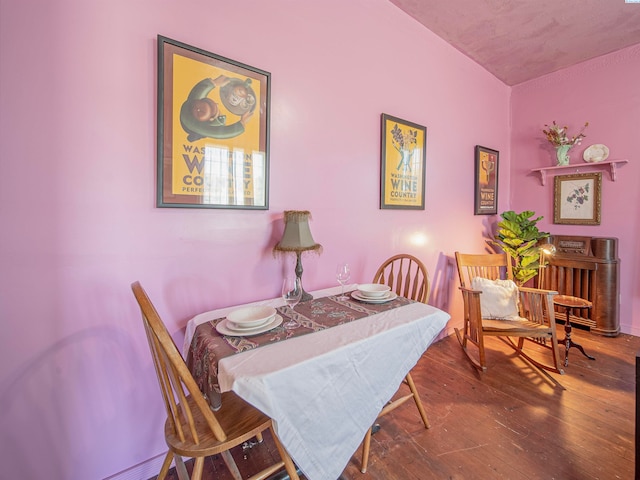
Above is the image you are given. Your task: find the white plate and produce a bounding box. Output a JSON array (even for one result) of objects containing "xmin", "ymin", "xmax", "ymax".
[
  {"xmin": 227, "ymin": 305, "xmax": 277, "ymax": 328},
  {"xmin": 216, "ymin": 315, "xmax": 283, "ymax": 336},
  {"xmin": 351, "ymin": 291, "xmax": 398, "ymax": 304},
  {"xmin": 583, "ymin": 144, "xmax": 609, "ymax": 163}
]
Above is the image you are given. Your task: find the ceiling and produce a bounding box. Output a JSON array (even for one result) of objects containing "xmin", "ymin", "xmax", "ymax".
[{"xmin": 389, "ymin": 0, "xmax": 640, "ymax": 85}]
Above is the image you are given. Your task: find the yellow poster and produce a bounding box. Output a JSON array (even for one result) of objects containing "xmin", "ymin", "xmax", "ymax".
[
  {"xmin": 381, "ymin": 114, "xmax": 426, "ymax": 209},
  {"xmin": 157, "ymin": 36, "xmax": 270, "ymax": 209}
]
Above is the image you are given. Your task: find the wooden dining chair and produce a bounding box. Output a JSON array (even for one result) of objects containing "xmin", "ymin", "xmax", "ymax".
[
  {"xmin": 131, "ymin": 282, "xmax": 300, "ymax": 480},
  {"xmin": 372, "ymin": 253, "xmax": 430, "ymax": 303},
  {"xmin": 359, "ymin": 254, "xmax": 431, "ymax": 473},
  {"xmin": 454, "ymin": 252, "xmax": 564, "ymax": 374}
]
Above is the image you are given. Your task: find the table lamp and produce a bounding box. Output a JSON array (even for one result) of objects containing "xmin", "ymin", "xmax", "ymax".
[
  {"xmin": 273, "ymin": 210, "xmax": 322, "ymax": 302},
  {"xmin": 537, "ymin": 244, "xmax": 557, "ymax": 289}
]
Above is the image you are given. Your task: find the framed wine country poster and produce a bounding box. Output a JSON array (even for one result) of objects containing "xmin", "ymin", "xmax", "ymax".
[
  {"xmin": 474, "ymin": 145, "xmax": 499, "ymax": 215},
  {"xmin": 380, "ymin": 114, "xmax": 427, "ymax": 210},
  {"xmin": 157, "ymin": 35, "xmax": 271, "ymax": 209}
]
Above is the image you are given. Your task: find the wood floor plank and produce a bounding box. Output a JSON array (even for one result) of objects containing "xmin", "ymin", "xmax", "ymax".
[{"xmin": 153, "ymin": 329, "xmax": 639, "ymax": 480}]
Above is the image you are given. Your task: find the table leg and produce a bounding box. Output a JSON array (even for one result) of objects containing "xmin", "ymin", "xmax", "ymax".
[
  {"xmin": 563, "ymin": 318, "xmax": 571, "ymax": 367},
  {"xmin": 569, "ymin": 337, "xmax": 596, "ymax": 362},
  {"xmin": 561, "ymin": 307, "xmax": 596, "ymax": 367}
]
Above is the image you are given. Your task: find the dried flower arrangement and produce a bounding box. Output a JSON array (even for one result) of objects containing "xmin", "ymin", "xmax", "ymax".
[{"xmin": 542, "ymin": 121, "xmax": 589, "ymax": 147}]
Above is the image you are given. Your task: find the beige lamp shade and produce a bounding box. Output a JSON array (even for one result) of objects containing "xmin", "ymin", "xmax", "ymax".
[
  {"xmin": 274, "ymin": 210, "xmax": 322, "ymax": 253},
  {"xmin": 274, "ymin": 210, "xmax": 321, "ymax": 302}
]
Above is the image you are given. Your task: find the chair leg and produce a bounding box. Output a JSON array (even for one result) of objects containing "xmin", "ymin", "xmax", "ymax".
[
  {"xmin": 360, "ymin": 426, "xmax": 373, "ymax": 473},
  {"xmin": 174, "ymin": 456, "xmax": 189, "ymax": 480},
  {"xmin": 405, "ymin": 373, "xmax": 430, "ymax": 429},
  {"xmin": 191, "ymin": 457, "xmax": 205, "ymax": 480},
  {"xmin": 454, "ymin": 327, "xmax": 466, "ymax": 349},
  {"xmin": 359, "ymin": 374, "xmax": 431, "ymax": 473},
  {"xmin": 270, "ymin": 425, "xmax": 301, "ymax": 480},
  {"xmin": 157, "ymin": 451, "xmax": 174, "ymax": 480},
  {"xmin": 221, "ymin": 450, "xmax": 243, "ymax": 480},
  {"xmin": 455, "ymin": 327, "xmax": 487, "ymax": 372}
]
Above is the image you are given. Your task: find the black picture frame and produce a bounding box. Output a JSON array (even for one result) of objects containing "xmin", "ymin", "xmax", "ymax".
[
  {"xmin": 474, "ymin": 145, "xmax": 499, "ymax": 215},
  {"xmin": 380, "ymin": 114, "xmax": 427, "ymax": 210},
  {"xmin": 157, "ymin": 35, "xmax": 271, "ymax": 209}
]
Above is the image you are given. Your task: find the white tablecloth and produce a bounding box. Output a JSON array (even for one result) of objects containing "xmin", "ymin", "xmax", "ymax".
[{"xmin": 184, "ymin": 286, "xmax": 450, "ymax": 480}]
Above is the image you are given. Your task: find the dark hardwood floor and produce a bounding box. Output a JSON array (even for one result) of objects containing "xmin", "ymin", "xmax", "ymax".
[{"xmin": 153, "ymin": 326, "xmax": 638, "ymax": 480}]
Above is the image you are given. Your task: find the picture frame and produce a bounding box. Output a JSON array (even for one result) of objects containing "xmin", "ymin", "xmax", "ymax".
[
  {"xmin": 380, "ymin": 114, "xmax": 427, "ymax": 210},
  {"xmin": 553, "ymin": 172, "xmax": 602, "ymax": 225},
  {"xmin": 157, "ymin": 35, "xmax": 270, "ymax": 209},
  {"xmin": 474, "ymin": 145, "xmax": 499, "ymax": 215}
]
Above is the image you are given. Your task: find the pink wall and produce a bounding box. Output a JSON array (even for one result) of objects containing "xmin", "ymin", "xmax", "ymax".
[
  {"xmin": 511, "ymin": 45, "xmax": 640, "ymax": 336},
  {"xmin": 2, "ymin": 0, "xmax": 601, "ymax": 478}
]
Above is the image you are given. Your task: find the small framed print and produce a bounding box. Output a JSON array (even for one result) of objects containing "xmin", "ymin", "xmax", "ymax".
[
  {"xmin": 157, "ymin": 36, "xmax": 270, "ymax": 209},
  {"xmin": 474, "ymin": 145, "xmax": 499, "ymax": 215},
  {"xmin": 553, "ymin": 172, "xmax": 602, "ymax": 225},
  {"xmin": 380, "ymin": 114, "xmax": 427, "ymax": 210}
]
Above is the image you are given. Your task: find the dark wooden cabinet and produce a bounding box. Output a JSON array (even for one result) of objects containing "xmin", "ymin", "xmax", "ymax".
[{"xmin": 539, "ymin": 235, "xmax": 620, "ymax": 336}]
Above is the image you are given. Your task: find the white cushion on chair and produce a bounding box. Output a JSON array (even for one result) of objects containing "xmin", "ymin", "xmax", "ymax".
[{"xmin": 471, "ymin": 277, "xmax": 521, "ymax": 320}]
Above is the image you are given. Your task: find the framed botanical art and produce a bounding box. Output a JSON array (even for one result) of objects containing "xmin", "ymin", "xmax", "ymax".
[
  {"xmin": 474, "ymin": 145, "xmax": 499, "ymax": 215},
  {"xmin": 554, "ymin": 172, "xmax": 601, "ymax": 225},
  {"xmin": 157, "ymin": 35, "xmax": 270, "ymax": 209},
  {"xmin": 380, "ymin": 114, "xmax": 427, "ymax": 210}
]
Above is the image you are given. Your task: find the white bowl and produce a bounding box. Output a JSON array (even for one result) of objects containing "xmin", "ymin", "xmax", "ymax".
[
  {"xmin": 357, "ymin": 283, "xmax": 391, "ymax": 298},
  {"xmin": 227, "ymin": 306, "xmax": 276, "ymax": 328}
]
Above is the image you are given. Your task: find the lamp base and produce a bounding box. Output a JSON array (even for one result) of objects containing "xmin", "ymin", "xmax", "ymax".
[
  {"xmin": 294, "ymin": 251, "xmax": 314, "ymax": 302},
  {"xmin": 300, "ymin": 289, "xmax": 313, "ymax": 303}
]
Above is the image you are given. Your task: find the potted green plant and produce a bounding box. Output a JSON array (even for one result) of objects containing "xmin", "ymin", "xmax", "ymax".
[{"xmin": 489, "ymin": 210, "xmax": 550, "ymax": 285}]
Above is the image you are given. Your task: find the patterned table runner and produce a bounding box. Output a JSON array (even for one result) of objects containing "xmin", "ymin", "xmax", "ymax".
[{"xmin": 186, "ymin": 293, "xmax": 413, "ymax": 409}]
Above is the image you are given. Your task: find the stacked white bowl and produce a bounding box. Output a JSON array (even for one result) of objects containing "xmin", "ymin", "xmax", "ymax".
[
  {"xmin": 226, "ymin": 306, "xmax": 276, "ymax": 330},
  {"xmin": 356, "ymin": 283, "xmax": 391, "ymax": 299}
]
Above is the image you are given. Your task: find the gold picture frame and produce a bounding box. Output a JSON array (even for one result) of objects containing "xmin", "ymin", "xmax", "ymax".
[{"xmin": 553, "ymin": 172, "xmax": 601, "ymax": 225}]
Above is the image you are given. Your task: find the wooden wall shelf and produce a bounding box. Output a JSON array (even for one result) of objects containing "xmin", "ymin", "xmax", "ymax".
[{"xmin": 530, "ymin": 159, "xmax": 629, "ymax": 185}]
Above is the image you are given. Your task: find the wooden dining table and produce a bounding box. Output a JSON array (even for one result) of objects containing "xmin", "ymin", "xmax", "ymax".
[{"xmin": 183, "ymin": 285, "xmax": 450, "ymax": 480}]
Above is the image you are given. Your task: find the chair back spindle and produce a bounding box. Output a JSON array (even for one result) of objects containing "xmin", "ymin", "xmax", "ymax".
[{"xmin": 373, "ymin": 253, "xmax": 430, "ymax": 303}]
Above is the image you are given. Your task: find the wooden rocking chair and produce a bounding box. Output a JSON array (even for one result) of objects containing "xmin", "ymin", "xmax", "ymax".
[{"xmin": 454, "ymin": 252, "xmax": 563, "ymax": 374}]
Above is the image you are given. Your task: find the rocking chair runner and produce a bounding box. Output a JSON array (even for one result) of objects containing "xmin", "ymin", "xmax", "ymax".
[
  {"xmin": 359, "ymin": 254, "xmax": 432, "ymax": 473},
  {"xmin": 454, "ymin": 252, "xmax": 564, "ymax": 374},
  {"xmin": 131, "ymin": 282, "xmax": 300, "ymax": 480}
]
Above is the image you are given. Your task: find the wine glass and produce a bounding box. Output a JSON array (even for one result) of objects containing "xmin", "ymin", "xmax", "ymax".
[
  {"xmin": 336, "ymin": 263, "xmax": 351, "ymax": 300},
  {"xmin": 281, "ymin": 276, "xmax": 302, "ymax": 330}
]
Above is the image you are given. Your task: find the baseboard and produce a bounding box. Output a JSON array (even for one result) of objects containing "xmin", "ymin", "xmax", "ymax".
[
  {"xmin": 103, "ymin": 452, "xmax": 170, "ymax": 480},
  {"xmin": 623, "ymin": 324, "xmax": 640, "ymax": 337}
]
